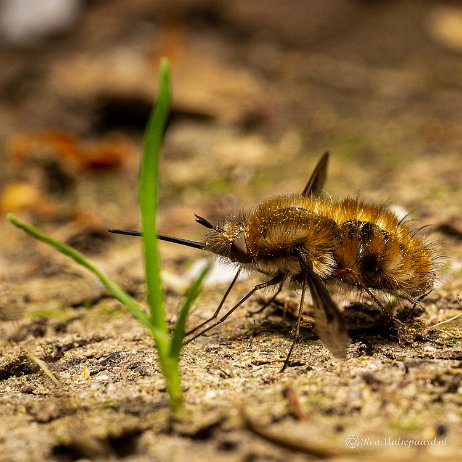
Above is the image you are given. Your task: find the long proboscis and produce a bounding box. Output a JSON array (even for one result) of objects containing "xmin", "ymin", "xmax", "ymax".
[{"xmin": 108, "ymin": 229, "xmax": 205, "ymax": 250}]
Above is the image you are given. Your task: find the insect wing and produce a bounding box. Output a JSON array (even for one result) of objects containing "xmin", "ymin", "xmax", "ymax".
[
  {"xmin": 302, "ymin": 152, "xmax": 329, "ymax": 196},
  {"xmin": 306, "ymin": 271, "xmax": 349, "ymax": 359},
  {"xmin": 296, "ymin": 251, "xmax": 349, "ymax": 358}
]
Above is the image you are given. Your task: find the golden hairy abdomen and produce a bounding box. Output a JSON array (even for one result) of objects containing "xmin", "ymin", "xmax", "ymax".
[{"xmin": 244, "ymin": 195, "xmax": 435, "ymax": 297}]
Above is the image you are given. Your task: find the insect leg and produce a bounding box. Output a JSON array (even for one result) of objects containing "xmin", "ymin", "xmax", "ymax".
[
  {"xmin": 184, "ymin": 274, "xmax": 284, "ymax": 345},
  {"xmin": 351, "ymin": 272, "xmax": 407, "ymax": 327},
  {"xmin": 249, "ymin": 281, "xmax": 284, "ymax": 315},
  {"xmin": 411, "ymin": 288, "xmax": 433, "ymax": 310},
  {"xmin": 186, "ymin": 269, "xmax": 241, "ymax": 337},
  {"xmin": 281, "ymin": 277, "xmax": 307, "ymax": 372},
  {"xmin": 337, "ymin": 268, "xmax": 408, "ymax": 328}
]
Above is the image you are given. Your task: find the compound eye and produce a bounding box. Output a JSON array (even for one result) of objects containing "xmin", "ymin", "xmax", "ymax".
[{"xmin": 230, "ymin": 234, "xmax": 250, "ymax": 263}]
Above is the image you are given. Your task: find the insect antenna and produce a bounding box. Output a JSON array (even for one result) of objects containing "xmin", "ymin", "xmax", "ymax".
[
  {"xmin": 195, "ymin": 214, "xmax": 215, "ymax": 229},
  {"xmin": 108, "ymin": 229, "xmax": 204, "ymax": 250}
]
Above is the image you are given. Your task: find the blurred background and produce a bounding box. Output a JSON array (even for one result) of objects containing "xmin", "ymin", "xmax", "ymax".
[
  {"xmin": 1, "ymin": 0, "xmax": 462, "ymax": 251},
  {"xmin": 2, "ymin": 5, "xmax": 462, "ymax": 460}
]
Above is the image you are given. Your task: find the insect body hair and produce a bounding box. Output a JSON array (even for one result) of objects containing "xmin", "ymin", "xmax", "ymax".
[{"xmin": 203, "ymin": 194, "xmax": 437, "ymax": 303}]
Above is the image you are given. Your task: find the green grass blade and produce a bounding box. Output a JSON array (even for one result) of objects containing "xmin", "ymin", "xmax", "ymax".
[
  {"xmin": 169, "ymin": 266, "xmax": 210, "ymax": 359},
  {"xmin": 7, "ymin": 213, "xmax": 156, "ymax": 333},
  {"xmin": 8, "ymin": 58, "xmax": 200, "ymax": 413},
  {"xmin": 139, "ymin": 58, "xmax": 171, "ymax": 333}
]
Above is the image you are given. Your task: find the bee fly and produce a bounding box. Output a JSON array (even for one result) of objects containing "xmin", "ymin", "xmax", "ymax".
[{"xmin": 110, "ymin": 152, "xmax": 437, "ymax": 370}]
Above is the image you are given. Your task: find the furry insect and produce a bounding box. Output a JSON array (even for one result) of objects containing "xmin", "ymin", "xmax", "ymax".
[{"xmin": 110, "ymin": 153, "xmax": 437, "ymax": 369}]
